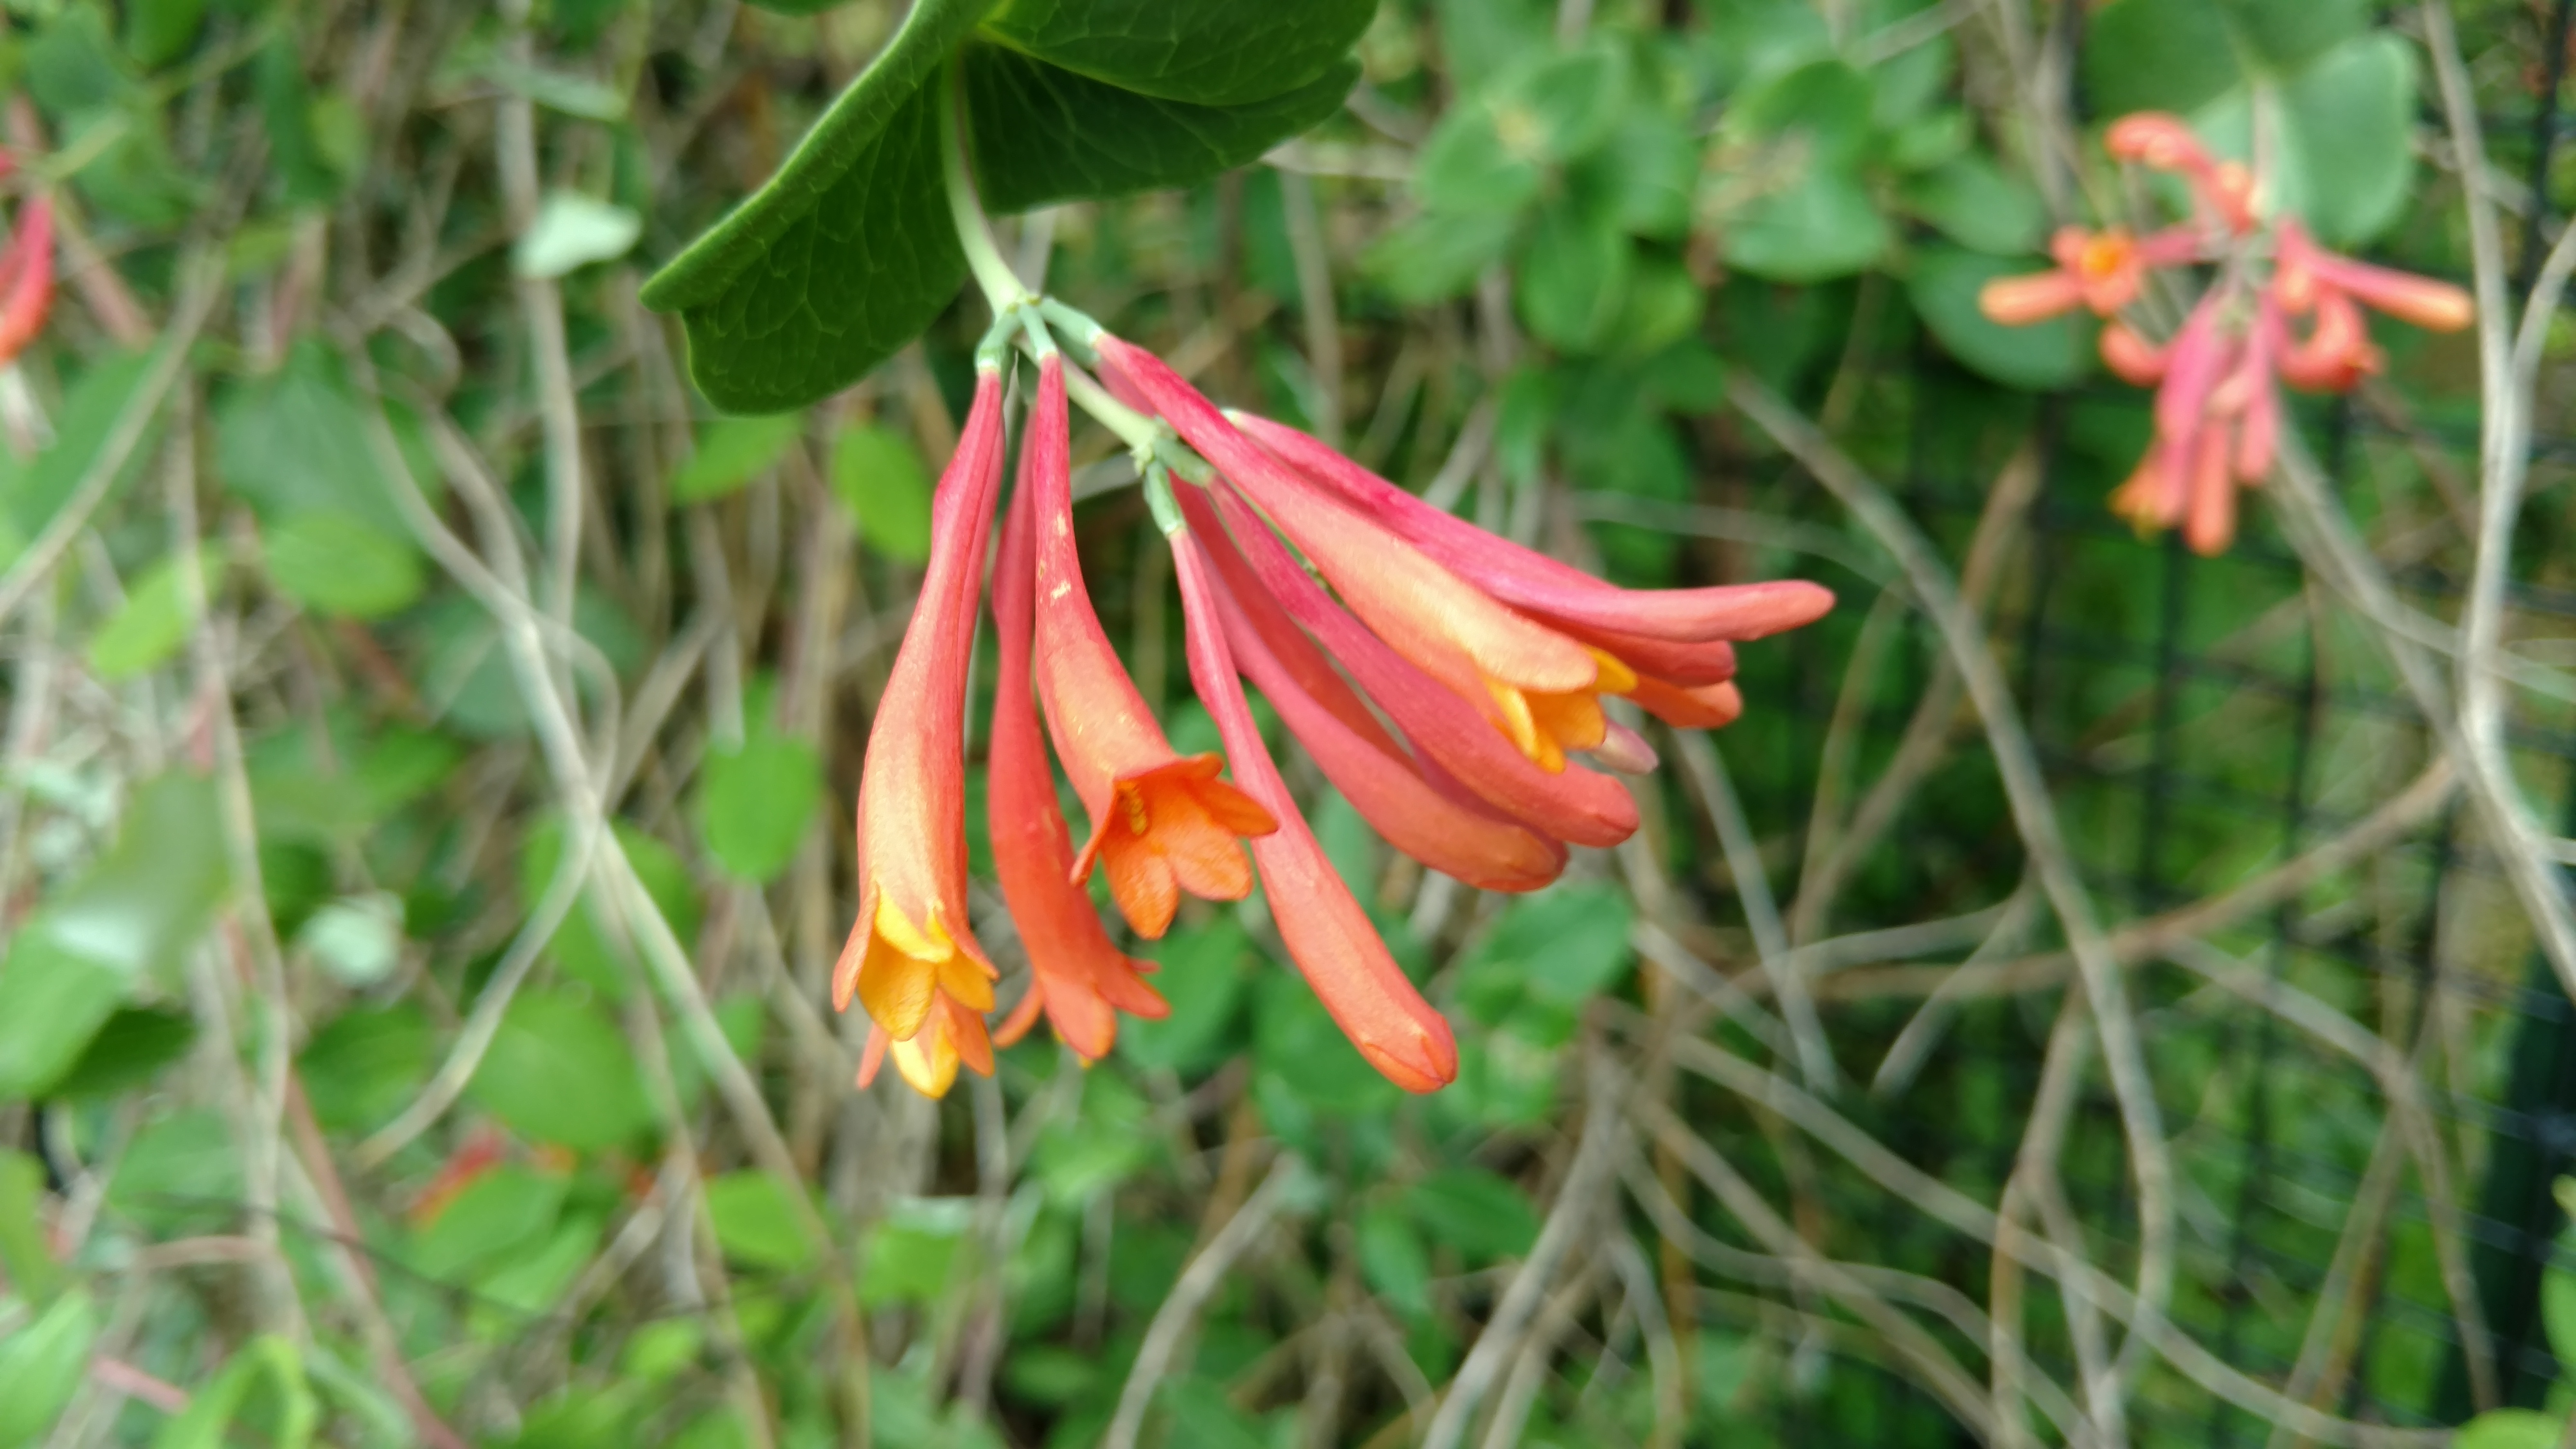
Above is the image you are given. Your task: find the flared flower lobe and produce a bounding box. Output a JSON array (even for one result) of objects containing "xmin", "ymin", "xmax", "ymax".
[
  {"xmin": 835, "ymin": 370, "xmax": 1010, "ymax": 1052},
  {"xmin": 1027, "ymin": 353, "xmax": 1275, "ymax": 939}
]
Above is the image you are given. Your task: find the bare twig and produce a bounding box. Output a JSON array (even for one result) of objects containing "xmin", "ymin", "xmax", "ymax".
[{"xmin": 1104, "ymin": 1155, "xmax": 1300, "ymax": 1449}]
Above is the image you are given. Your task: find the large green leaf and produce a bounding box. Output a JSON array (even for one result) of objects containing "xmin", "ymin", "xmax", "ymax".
[
  {"xmin": 639, "ymin": 0, "xmax": 984, "ymax": 413},
  {"xmin": 964, "ymin": 46, "xmax": 1358, "ymax": 213},
  {"xmin": 979, "ymin": 0, "xmax": 1374, "ymax": 106},
  {"xmin": 646, "ymin": 0, "xmax": 1371, "ymax": 412}
]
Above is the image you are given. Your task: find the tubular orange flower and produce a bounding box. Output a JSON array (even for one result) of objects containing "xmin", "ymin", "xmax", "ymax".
[
  {"xmin": 0, "ymin": 196, "xmax": 54, "ymax": 366},
  {"xmin": 1231, "ymin": 412, "xmax": 1833, "ymax": 650},
  {"xmin": 1978, "ymin": 267, "xmax": 2088, "ymax": 326},
  {"xmin": 2106, "ymin": 112, "xmax": 2254, "ymax": 232},
  {"xmin": 2099, "ymin": 322, "xmax": 2170, "ymax": 385},
  {"xmin": 1172, "ymin": 521, "xmax": 1459, "ymax": 1092},
  {"xmin": 2275, "ymin": 218, "xmax": 2473, "ymax": 333},
  {"xmin": 1182, "ymin": 487, "xmax": 1566, "ymax": 892},
  {"xmin": 988, "ymin": 454, "xmax": 1167, "ymax": 1063},
  {"xmin": 1027, "ymin": 353, "xmax": 1276, "ymax": 939},
  {"xmin": 1209, "ymin": 479, "xmax": 1639, "ymax": 848},
  {"xmin": 1980, "ymin": 225, "xmax": 2201, "ymax": 326},
  {"xmin": 833, "ymin": 368, "xmax": 1009, "ymax": 1066},
  {"xmin": 1099, "ymin": 336, "xmax": 1626, "ymax": 776}
]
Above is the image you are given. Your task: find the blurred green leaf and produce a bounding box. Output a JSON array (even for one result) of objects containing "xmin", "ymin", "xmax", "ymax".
[
  {"xmin": 1908, "ymin": 246, "xmax": 2088, "ymax": 391},
  {"xmin": 1469, "ymin": 884, "xmax": 1634, "ymax": 1008},
  {"xmin": 297, "ymin": 892, "xmax": 405, "ymax": 987},
  {"xmin": 49, "ymin": 1006, "xmax": 196, "ymax": 1100},
  {"xmin": 88, "ymin": 545, "xmax": 219, "ymax": 680},
  {"xmin": 861, "ymin": 1198, "xmax": 971, "ymax": 1307},
  {"xmin": 413, "ymin": 1165, "xmax": 566, "ymax": 1280},
  {"xmin": 298, "ymin": 1004, "xmax": 432, "ymax": 1133},
  {"xmin": 0, "ymin": 1290, "xmax": 97, "ymax": 1449},
  {"xmin": 478, "ymin": 55, "xmax": 629, "ymax": 121},
  {"xmin": 27, "ymin": 4, "xmax": 133, "ymax": 116},
  {"xmin": 124, "ymin": 0, "xmax": 207, "ymax": 69},
  {"xmin": 45, "ymin": 772, "xmax": 228, "ymax": 976},
  {"xmin": 2269, "ymin": 34, "xmax": 2416, "ymax": 247},
  {"xmin": 258, "ymin": 33, "xmax": 346, "ymax": 205},
  {"xmin": 671, "ymin": 414, "xmax": 805, "ymax": 505},
  {"xmin": 478, "ymin": 1215, "xmax": 605, "ymax": 1319},
  {"xmin": 1415, "ymin": 103, "xmax": 1544, "ymax": 216},
  {"xmin": 0, "ymin": 1151, "xmax": 63, "ymax": 1306},
  {"xmin": 522, "ymin": 818, "xmax": 703, "ymax": 1003},
  {"xmin": 465, "ymin": 988, "xmax": 656, "ymax": 1152},
  {"xmin": 697, "ymin": 732, "xmax": 823, "ymax": 883},
  {"xmin": 109, "ymin": 1109, "xmax": 241, "ymax": 1229},
  {"xmin": 2082, "ymin": 0, "xmax": 2239, "ymax": 115},
  {"xmin": 1613, "ymin": 255, "xmax": 1705, "ymax": 358},
  {"xmin": 1363, "ymin": 210, "xmax": 1517, "ymax": 305},
  {"xmin": 1118, "ymin": 915, "xmax": 1251, "ymax": 1073},
  {"xmin": 150, "ymin": 1335, "xmax": 315, "ymax": 1449},
  {"xmin": 705, "ymin": 1171, "xmax": 816, "ymax": 1271},
  {"xmin": 1721, "ymin": 168, "xmax": 1888, "ymax": 282},
  {"xmin": 1694, "ymin": 0, "xmax": 1831, "ymax": 94},
  {"xmin": 1586, "ymin": 106, "xmax": 1698, "ymax": 240},
  {"xmin": 1159, "ymin": 1380, "xmax": 1270, "ymax": 1449},
  {"xmin": 1432, "ymin": 0, "xmax": 1554, "ymax": 90},
  {"xmin": 515, "ymin": 192, "xmax": 643, "ymax": 279},
  {"xmin": 1356, "ymin": 1203, "xmax": 1431, "ymax": 1315},
  {"xmin": 1899, "ymin": 153, "xmax": 2044, "ymax": 255},
  {"xmin": 215, "ymin": 344, "xmax": 435, "ymax": 540},
  {"xmin": 262, "ymin": 510, "xmax": 426, "ymax": 618},
  {"xmin": 1406, "ymin": 1167, "xmax": 1538, "ymax": 1262},
  {"xmin": 1517, "ymin": 206, "xmax": 1632, "ymax": 352},
  {"xmin": 0, "ymin": 933, "xmax": 129, "ymax": 1099},
  {"xmin": 0, "ymin": 353, "xmax": 154, "ymax": 563},
  {"xmin": 979, "ymin": 0, "xmax": 1375, "ymax": 107},
  {"xmin": 830, "ymin": 422, "xmax": 935, "ymax": 562},
  {"xmin": 2456, "ymin": 1413, "xmax": 2564, "ymax": 1449},
  {"xmin": 1498, "ymin": 41, "xmax": 1630, "ymax": 164},
  {"xmin": 1725, "ymin": 58, "xmax": 1876, "ymax": 169},
  {"xmin": 2543, "ymin": 1258, "xmax": 2576, "ymax": 1366}
]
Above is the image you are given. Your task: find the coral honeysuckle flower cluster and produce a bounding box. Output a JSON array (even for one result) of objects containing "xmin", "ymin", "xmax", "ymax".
[
  {"xmin": 835, "ymin": 303, "xmax": 1834, "ymax": 1098},
  {"xmin": 1979, "ymin": 113, "xmax": 2473, "ymax": 555}
]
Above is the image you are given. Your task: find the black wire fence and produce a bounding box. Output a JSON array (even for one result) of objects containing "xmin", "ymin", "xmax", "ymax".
[{"xmin": 1667, "ymin": 3, "xmax": 2576, "ymax": 1440}]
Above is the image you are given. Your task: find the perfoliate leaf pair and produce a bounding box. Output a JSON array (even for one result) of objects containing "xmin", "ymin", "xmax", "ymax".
[{"xmin": 640, "ymin": 0, "xmax": 1373, "ymax": 413}]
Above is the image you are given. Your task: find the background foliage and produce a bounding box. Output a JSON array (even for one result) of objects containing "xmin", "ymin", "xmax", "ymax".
[{"xmin": 0, "ymin": 0, "xmax": 2572, "ymax": 1446}]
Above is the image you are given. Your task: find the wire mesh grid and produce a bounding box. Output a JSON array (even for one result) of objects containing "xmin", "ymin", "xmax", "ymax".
[{"xmin": 1657, "ymin": 4, "xmax": 2576, "ymax": 1441}]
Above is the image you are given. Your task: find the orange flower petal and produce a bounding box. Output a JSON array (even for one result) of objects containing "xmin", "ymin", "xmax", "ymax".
[{"xmin": 1173, "ymin": 526, "xmax": 1458, "ymax": 1093}]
